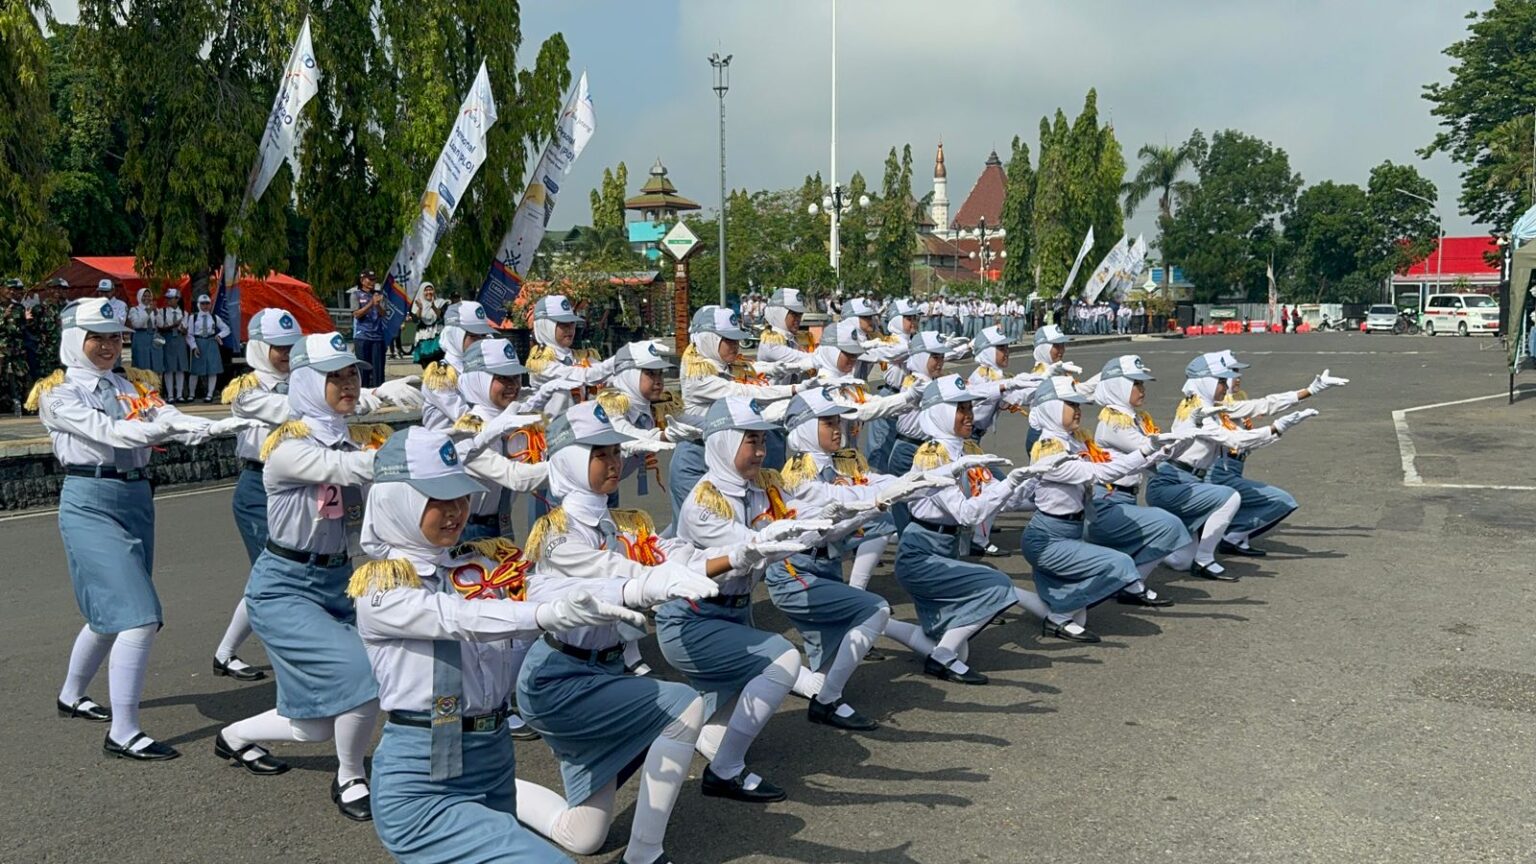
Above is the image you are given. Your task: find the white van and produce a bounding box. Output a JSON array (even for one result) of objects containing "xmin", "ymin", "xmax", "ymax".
[{"xmin": 1421, "ymin": 293, "xmax": 1500, "ymax": 336}]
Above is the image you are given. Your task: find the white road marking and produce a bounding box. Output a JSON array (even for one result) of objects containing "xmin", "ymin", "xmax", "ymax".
[
  {"xmin": 0, "ymin": 481, "xmax": 237, "ymax": 522},
  {"xmin": 1392, "ymin": 392, "xmax": 1536, "ymax": 490}
]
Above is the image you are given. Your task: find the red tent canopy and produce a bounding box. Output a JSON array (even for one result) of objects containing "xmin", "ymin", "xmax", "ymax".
[{"xmin": 44, "ymin": 256, "xmax": 333, "ymax": 337}]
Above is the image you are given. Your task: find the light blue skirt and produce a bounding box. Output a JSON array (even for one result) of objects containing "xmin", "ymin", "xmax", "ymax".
[
  {"xmin": 893, "ymin": 522, "xmax": 1016, "ymax": 640},
  {"xmin": 244, "ymin": 550, "xmax": 377, "ymax": 719},
  {"xmin": 129, "ymin": 330, "xmax": 163, "ymax": 372},
  {"xmin": 1021, "ymin": 513, "xmax": 1139, "ymax": 613},
  {"xmin": 1211, "ymin": 453, "xmax": 1247, "ymax": 478},
  {"xmin": 161, "ymin": 334, "xmax": 189, "ymax": 373},
  {"xmin": 58, "ymin": 476, "xmax": 161, "ymax": 634},
  {"xmin": 1145, "ymin": 462, "xmax": 1241, "ymax": 533},
  {"xmin": 867, "ymin": 414, "xmax": 895, "ymax": 474},
  {"xmin": 231, "ymin": 467, "xmax": 268, "ymax": 564},
  {"xmin": 765, "ymin": 553, "xmax": 887, "ymax": 670},
  {"xmin": 1206, "ymin": 466, "xmax": 1296, "ymax": 539},
  {"xmin": 190, "ymin": 335, "xmax": 223, "ymax": 376},
  {"xmin": 655, "ymin": 596, "xmax": 794, "ymax": 716},
  {"xmin": 372, "ymin": 722, "xmax": 570, "ymax": 864},
  {"xmin": 885, "ymin": 436, "xmax": 920, "ymax": 532},
  {"xmin": 666, "ymin": 439, "xmax": 707, "ymax": 523},
  {"xmin": 1087, "ymin": 490, "xmax": 1191, "ymax": 565},
  {"xmin": 516, "ymin": 637, "xmax": 698, "ymax": 806}
]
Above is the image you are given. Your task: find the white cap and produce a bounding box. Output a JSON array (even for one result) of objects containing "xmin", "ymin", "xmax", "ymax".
[
  {"xmin": 1033, "ymin": 324, "xmax": 1070, "ymax": 346},
  {"xmin": 1216, "ymin": 349, "xmax": 1250, "ymax": 370},
  {"xmin": 690, "ymin": 305, "xmax": 751, "ymax": 340},
  {"xmin": 463, "ymin": 339, "xmax": 528, "ymax": 376},
  {"xmin": 1031, "ymin": 375, "xmax": 1091, "ymax": 407},
  {"xmin": 1184, "ymin": 353, "xmax": 1239, "ymax": 380},
  {"xmin": 611, "ymin": 340, "xmax": 675, "ymax": 373},
  {"xmin": 783, "ymin": 386, "xmax": 856, "ymax": 430},
  {"xmin": 546, "ymin": 401, "xmax": 633, "ymax": 453},
  {"xmin": 247, "ymin": 308, "xmax": 303, "ymax": 347},
  {"xmin": 702, "ymin": 396, "xmax": 779, "ymax": 436},
  {"xmin": 372, "ymin": 427, "xmax": 484, "ymax": 500},
  {"xmin": 908, "ymin": 331, "xmax": 949, "ymax": 355},
  {"xmin": 96, "ymin": 279, "xmax": 114, "ymax": 292},
  {"xmin": 892, "ymin": 299, "xmax": 920, "ymax": 316},
  {"xmin": 1100, "ymin": 355, "xmax": 1155, "ymax": 382},
  {"xmin": 846, "ymin": 297, "xmax": 878, "ymax": 317},
  {"xmin": 533, "ymin": 294, "xmax": 583, "ymax": 324},
  {"xmin": 290, "ymin": 332, "xmax": 371, "ymax": 373},
  {"xmin": 820, "ymin": 318, "xmax": 868, "ymax": 358},
  {"xmin": 918, "ymin": 374, "xmax": 975, "ymax": 409},
  {"xmin": 444, "ymin": 301, "xmax": 494, "ymax": 335},
  {"xmin": 767, "ymin": 288, "xmax": 806, "ymax": 313},
  {"xmin": 61, "ymin": 298, "xmax": 128, "ymax": 334},
  {"xmin": 972, "ymin": 325, "xmax": 1011, "ymax": 352}
]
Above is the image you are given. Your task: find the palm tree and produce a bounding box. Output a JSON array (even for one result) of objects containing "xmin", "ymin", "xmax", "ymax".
[{"xmin": 1122, "ymin": 143, "xmax": 1199, "ymax": 295}]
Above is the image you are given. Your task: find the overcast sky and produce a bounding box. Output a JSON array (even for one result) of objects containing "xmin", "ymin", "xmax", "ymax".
[{"xmin": 49, "ymin": 0, "xmax": 1490, "ymax": 237}]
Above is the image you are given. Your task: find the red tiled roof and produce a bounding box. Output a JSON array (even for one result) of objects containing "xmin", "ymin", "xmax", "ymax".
[
  {"xmin": 952, "ymin": 150, "xmax": 1005, "ymax": 230},
  {"xmin": 1400, "ymin": 236, "xmax": 1499, "ymax": 278}
]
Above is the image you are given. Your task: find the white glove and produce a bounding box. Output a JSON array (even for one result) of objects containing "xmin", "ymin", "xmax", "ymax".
[
  {"xmin": 944, "ymin": 335, "xmax": 971, "ymax": 351},
  {"xmin": 903, "ymin": 386, "xmax": 924, "ymax": 406},
  {"xmin": 729, "ymin": 539, "xmax": 809, "ymax": 570},
  {"xmin": 1010, "ymin": 452, "xmax": 1070, "ymax": 481},
  {"xmin": 206, "ymin": 417, "xmax": 264, "ymax": 437},
  {"xmin": 1000, "ymin": 373, "xmax": 1038, "ymax": 392},
  {"xmin": 471, "ymin": 412, "xmax": 543, "ymax": 450},
  {"xmin": 1048, "ymin": 361, "xmax": 1082, "ymax": 376},
  {"xmin": 751, "ymin": 360, "xmax": 785, "ymax": 376},
  {"xmin": 623, "ymin": 563, "xmax": 720, "ymax": 606},
  {"xmin": 1272, "ymin": 408, "xmax": 1319, "ymax": 435},
  {"xmin": 593, "ymin": 356, "xmax": 618, "ymax": 379},
  {"xmin": 1146, "ymin": 430, "xmax": 1198, "ymax": 449},
  {"xmin": 874, "ymin": 475, "xmax": 952, "ymax": 507},
  {"xmin": 160, "ymin": 414, "xmax": 213, "ymax": 434},
  {"xmin": 370, "ymin": 377, "xmax": 425, "ymax": 410},
  {"xmin": 1307, "ymin": 369, "xmax": 1349, "ymax": 394},
  {"xmin": 537, "ymin": 375, "xmax": 578, "ymax": 395},
  {"xmin": 944, "ymin": 454, "xmax": 1012, "ymax": 477},
  {"xmin": 1193, "ymin": 404, "xmax": 1233, "ymax": 426},
  {"xmin": 755, "ymin": 518, "xmax": 834, "ymax": 543},
  {"xmin": 1074, "ymin": 372, "xmax": 1101, "ymax": 398},
  {"xmin": 661, "ymin": 419, "xmax": 702, "ymax": 443},
  {"xmin": 535, "ymin": 590, "xmax": 646, "ymax": 630},
  {"xmin": 820, "ymin": 499, "xmax": 880, "ymax": 522},
  {"xmin": 620, "ymin": 438, "xmax": 674, "ymax": 458}
]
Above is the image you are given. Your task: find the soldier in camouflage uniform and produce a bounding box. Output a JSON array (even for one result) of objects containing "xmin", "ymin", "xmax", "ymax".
[{"xmin": 0, "ymin": 279, "xmax": 30, "ymax": 414}]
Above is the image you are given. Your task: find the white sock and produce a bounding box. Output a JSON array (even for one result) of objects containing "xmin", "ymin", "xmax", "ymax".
[
  {"xmin": 107, "ymin": 625, "xmax": 156, "ymax": 748},
  {"xmin": 1011, "ymin": 587, "xmax": 1051, "ymax": 620},
  {"xmin": 223, "ymin": 708, "xmax": 333, "ymax": 748},
  {"xmin": 60, "ymin": 625, "xmax": 114, "ymax": 705},
  {"xmin": 882, "ymin": 618, "xmax": 936, "ymax": 656},
  {"xmin": 625, "ymin": 698, "xmax": 703, "ymax": 864},
  {"xmin": 929, "ymin": 619, "xmax": 988, "ymax": 671},
  {"xmin": 1196, "ymin": 492, "xmax": 1242, "ymax": 565},
  {"xmin": 694, "ymin": 696, "xmax": 734, "ymax": 763},
  {"xmin": 1164, "ymin": 538, "xmax": 1198, "ymax": 571},
  {"xmin": 1136, "ymin": 560, "xmax": 1158, "ymax": 580},
  {"xmin": 709, "ymin": 648, "xmax": 797, "ymax": 781},
  {"xmin": 516, "ymin": 778, "xmax": 616, "ymax": 856},
  {"xmin": 1222, "ymin": 529, "xmax": 1253, "ymax": 547},
  {"xmin": 622, "ymin": 639, "xmax": 648, "ymax": 673},
  {"xmin": 333, "ymin": 700, "xmax": 379, "ymax": 797},
  {"xmin": 1047, "ymin": 611, "xmax": 1090, "ymax": 636},
  {"xmin": 848, "ymin": 536, "xmax": 889, "ymax": 590},
  {"xmin": 816, "ymin": 608, "xmax": 887, "ymax": 706},
  {"xmin": 172, "ymin": 372, "xmax": 185, "ymax": 400},
  {"xmin": 791, "ymin": 661, "xmax": 823, "ymax": 699},
  {"xmin": 204, "ymin": 376, "xmax": 216, "ymax": 399},
  {"xmin": 1126, "ymin": 579, "xmax": 1146, "ymax": 594},
  {"xmin": 214, "ymin": 600, "xmax": 252, "ymax": 664}
]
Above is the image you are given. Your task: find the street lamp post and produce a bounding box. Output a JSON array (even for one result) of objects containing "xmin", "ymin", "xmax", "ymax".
[
  {"xmin": 1396, "ymin": 187, "xmax": 1444, "ymax": 301},
  {"xmin": 808, "ymin": 184, "xmax": 870, "ymax": 295},
  {"xmin": 709, "ymin": 52, "xmax": 732, "ymax": 307},
  {"xmin": 969, "ymin": 216, "xmax": 1005, "ymax": 291}
]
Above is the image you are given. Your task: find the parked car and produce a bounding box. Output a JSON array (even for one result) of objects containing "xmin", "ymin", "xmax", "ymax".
[
  {"xmin": 1422, "ymin": 293, "xmax": 1500, "ymax": 336},
  {"xmin": 1364, "ymin": 304, "xmax": 1399, "ymax": 333}
]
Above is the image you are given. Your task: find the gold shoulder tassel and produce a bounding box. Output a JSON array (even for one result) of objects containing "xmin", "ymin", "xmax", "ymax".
[
  {"xmin": 24, "ymin": 369, "xmax": 65, "ymax": 412},
  {"xmin": 524, "ymin": 507, "xmax": 568, "ymax": 563},
  {"xmin": 221, "ymin": 372, "xmax": 260, "ymax": 405},
  {"xmin": 595, "ymin": 388, "xmax": 631, "ymax": 418},
  {"xmin": 260, "ymin": 419, "xmax": 313, "ymax": 461},
  {"xmin": 346, "ymin": 558, "xmax": 421, "ymax": 598},
  {"xmin": 912, "ymin": 440, "xmax": 952, "ymax": 471},
  {"xmin": 693, "ymin": 480, "xmax": 734, "ymax": 519},
  {"xmin": 423, "ymin": 361, "xmax": 458, "ymax": 391}
]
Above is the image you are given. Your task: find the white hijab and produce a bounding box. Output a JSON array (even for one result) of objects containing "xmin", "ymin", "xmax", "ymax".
[
  {"xmin": 787, "ymin": 415, "xmax": 835, "ymax": 472},
  {"xmin": 905, "ymin": 349, "xmax": 937, "ymax": 378},
  {"xmin": 917, "ymin": 402, "xmax": 962, "ymax": 458},
  {"xmin": 978, "ymin": 346, "xmax": 1006, "ymax": 372},
  {"xmin": 1181, "ymin": 375, "xmax": 1221, "ymax": 404},
  {"xmin": 458, "ymin": 370, "xmax": 498, "ymax": 416},
  {"xmin": 813, "ymin": 345, "xmax": 852, "ymax": 379},
  {"xmin": 1095, "ymin": 375, "xmax": 1137, "ymax": 417},
  {"xmin": 441, "ymin": 325, "xmax": 467, "ymax": 370},
  {"xmin": 1031, "ymin": 397, "xmax": 1080, "ymax": 452},
  {"xmin": 135, "ymin": 288, "xmax": 151, "ymax": 308},
  {"xmin": 547, "ymin": 444, "xmax": 611, "ymax": 529},
  {"xmin": 534, "ymin": 319, "xmax": 573, "ymax": 363},
  {"xmin": 1032, "ymin": 342, "xmax": 1056, "ymax": 369},
  {"xmin": 690, "ymin": 332, "xmax": 726, "ymax": 367},
  {"xmin": 359, "ymin": 482, "xmax": 445, "ymax": 577},
  {"xmin": 703, "ymin": 428, "xmax": 750, "ymax": 499},
  {"xmin": 244, "ymin": 339, "xmax": 286, "ymax": 389},
  {"xmin": 288, "ymin": 365, "xmax": 350, "ymax": 447},
  {"xmin": 61, "ymin": 328, "xmax": 111, "ymax": 385},
  {"xmin": 765, "ymin": 306, "xmax": 793, "ymax": 335},
  {"xmin": 610, "ymin": 369, "xmax": 648, "ymax": 411}
]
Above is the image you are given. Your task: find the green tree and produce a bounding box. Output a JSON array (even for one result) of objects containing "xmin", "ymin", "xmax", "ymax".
[
  {"xmin": 1164, "ymin": 130, "xmax": 1301, "ymax": 301},
  {"xmin": 589, "ymin": 162, "xmax": 629, "ymax": 237},
  {"xmin": 1, "ymin": 0, "xmax": 69, "ymax": 279},
  {"xmin": 44, "ymin": 24, "xmax": 134, "ymax": 256},
  {"xmin": 1422, "ymin": 0, "xmax": 1536, "ymax": 227},
  {"xmin": 1121, "ymin": 140, "xmax": 1199, "ymax": 294},
  {"xmin": 871, "ymin": 145, "xmax": 915, "ymax": 298},
  {"xmin": 838, "ymin": 171, "xmax": 872, "ymax": 292},
  {"xmin": 1000, "ymin": 135, "xmax": 1034, "ymax": 297},
  {"xmin": 1287, "ymin": 181, "xmax": 1371, "ymax": 301},
  {"xmin": 1030, "ymin": 110, "xmax": 1073, "ymax": 296},
  {"xmin": 1363, "ymin": 160, "xmax": 1439, "ymax": 281}
]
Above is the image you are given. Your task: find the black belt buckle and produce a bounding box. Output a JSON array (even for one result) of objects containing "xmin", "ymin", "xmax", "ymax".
[
  {"xmin": 911, "ymin": 517, "xmax": 959, "ymax": 536},
  {"xmin": 543, "ymin": 632, "xmax": 624, "ymax": 664},
  {"xmin": 265, "ymin": 540, "xmax": 348, "ymax": 569},
  {"xmin": 241, "ymin": 459, "xmax": 265, "ymax": 472},
  {"xmin": 705, "ymin": 593, "xmax": 751, "ymax": 609},
  {"xmin": 467, "ymin": 711, "xmax": 504, "ymax": 733},
  {"xmin": 1173, "ymin": 461, "xmax": 1207, "ymax": 480},
  {"xmin": 65, "ymin": 465, "xmax": 145, "ymax": 482}
]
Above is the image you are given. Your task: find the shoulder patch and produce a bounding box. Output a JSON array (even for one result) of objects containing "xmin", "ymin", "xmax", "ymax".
[
  {"xmin": 1030, "ymin": 436, "xmax": 1067, "ymax": 463},
  {"xmin": 452, "ymin": 413, "xmax": 484, "ymax": 434},
  {"xmin": 681, "ymin": 344, "xmax": 719, "ymax": 379},
  {"xmin": 1098, "ymin": 406, "xmax": 1133, "ymax": 429},
  {"xmin": 779, "ymin": 452, "xmax": 820, "ymax": 491},
  {"xmin": 595, "ymin": 388, "xmax": 631, "ymax": 418},
  {"xmin": 692, "ymin": 479, "xmax": 735, "ymax": 520},
  {"xmin": 1175, "ymin": 395, "xmax": 1201, "ymax": 423},
  {"xmin": 524, "ymin": 344, "xmax": 556, "ymax": 375},
  {"xmin": 759, "ymin": 328, "xmax": 787, "ymax": 347}
]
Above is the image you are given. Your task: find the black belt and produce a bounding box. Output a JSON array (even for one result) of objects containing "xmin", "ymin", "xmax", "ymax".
[
  {"xmin": 387, "ymin": 705, "xmax": 510, "ymax": 734},
  {"xmin": 542, "ymin": 632, "xmax": 624, "ymax": 664},
  {"xmin": 702, "ymin": 593, "xmax": 752, "ymax": 609},
  {"xmin": 467, "ymin": 512, "xmax": 500, "ymax": 528},
  {"xmin": 1106, "ymin": 484, "xmax": 1139, "ymax": 496},
  {"xmin": 241, "ymin": 459, "xmax": 265, "ymax": 472},
  {"xmin": 897, "ymin": 433, "xmax": 927, "ymax": 446},
  {"xmin": 1172, "ymin": 460, "xmax": 1208, "ymax": 480},
  {"xmin": 1040, "ymin": 511, "xmax": 1085, "ymax": 522},
  {"xmin": 910, "ymin": 517, "xmax": 960, "ymax": 535},
  {"xmin": 264, "ymin": 540, "xmax": 349, "ymax": 568},
  {"xmin": 64, "ymin": 465, "xmax": 146, "ymax": 482}
]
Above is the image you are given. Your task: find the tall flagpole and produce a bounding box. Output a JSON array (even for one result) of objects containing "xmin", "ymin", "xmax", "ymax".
[{"xmin": 829, "ymin": 0, "xmax": 840, "ymax": 292}]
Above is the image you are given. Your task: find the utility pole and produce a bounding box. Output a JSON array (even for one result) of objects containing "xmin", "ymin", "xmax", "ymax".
[{"xmin": 709, "ymin": 52, "xmax": 732, "ymax": 307}]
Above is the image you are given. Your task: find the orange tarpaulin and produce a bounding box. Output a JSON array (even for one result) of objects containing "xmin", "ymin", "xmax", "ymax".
[{"xmin": 44, "ymin": 256, "xmax": 333, "ymax": 337}]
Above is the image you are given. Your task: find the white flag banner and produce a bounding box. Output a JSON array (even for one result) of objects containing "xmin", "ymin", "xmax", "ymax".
[
  {"xmin": 1060, "ymin": 226, "xmax": 1096, "ymax": 297},
  {"xmin": 479, "ymin": 71, "xmax": 596, "ymax": 324},
  {"xmin": 251, "ymin": 17, "xmax": 320, "ymax": 202},
  {"xmin": 381, "ymin": 61, "xmax": 499, "ymax": 340},
  {"xmin": 1111, "ymin": 234, "xmax": 1149, "ymax": 300},
  {"xmin": 1083, "ymin": 235, "xmax": 1129, "ymax": 303}
]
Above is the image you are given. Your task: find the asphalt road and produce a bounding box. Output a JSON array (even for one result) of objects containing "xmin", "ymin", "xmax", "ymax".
[{"xmin": 3, "ymin": 332, "xmax": 1534, "ymax": 864}]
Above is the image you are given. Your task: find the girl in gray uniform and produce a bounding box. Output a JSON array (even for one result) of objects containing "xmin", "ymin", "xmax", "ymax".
[
  {"xmin": 525, "ymin": 295, "xmax": 617, "ymax": 419},
  {"xmin": 184, "ymin": 293, "xmax": 230, "ymax": 403},
  {"xmin": 517, "ymin": 402, "xmax": 788, "ymax": 863},
  {"xmin": 420, "ymin": 301, "xmax": 494, "ymax": 431},
  {"xmin": 34, "ymin": 299, "xmax": 254, "ymax": 760},
  {"xmin": 354, "ymin": 426, "xmax": 644, "ymax": 864},
  {"xmin": 214, "ymin": 333, "xmax": 394, "ymax": 817},
  {"xmin": 126, "ymin": 288, "xmax": 162, "ymax": 372},
  {"xmin": 158, "ymin": 288, "xmax": 189, "ymax": 401}
]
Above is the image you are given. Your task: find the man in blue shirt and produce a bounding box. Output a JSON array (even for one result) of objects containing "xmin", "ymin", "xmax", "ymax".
[{"xmin": 351, "ymin": 269, "xmax": 387, "ymax": 387}]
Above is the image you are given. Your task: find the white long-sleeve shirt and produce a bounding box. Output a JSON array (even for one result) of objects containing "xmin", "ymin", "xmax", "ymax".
[
  {"xmin": 263, "ymin": 435, "xmax": 375, "ymax": 555},
  {"xmin": 38, "ymin": 369, "xmax": 199, "ymax": 468}
]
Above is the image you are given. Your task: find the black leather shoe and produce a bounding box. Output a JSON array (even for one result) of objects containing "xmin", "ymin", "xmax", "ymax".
[
  {"xmin": 212, "ymin": 655, "xmax": 267, "ymax": 681},
  {"xmin": 331, "ymin": 777, "xmax": 372, "ymax": 822},
  {"xmin": 214, "ymin": 732, "xmax": 290, "ymax": 776},
  {"xmin": 922, "ymin": 655, "xmax": 989, "ymax": 685},
  {"xmin": 506, "ymin": 714, "xmax": 541, "ymax": 742},
  {"xmin": 103, "ymin": 732, "xmax": 181, "ymax": 761},
  {"xmin": 57, "ymin": 696, "xmax": 111, "ymax": 722},
  {"xmin": 1116, "ymin": 589, "xmax": 1175, "ymax": 608},
  {"xmin": 1191, "ymin": 561, "xmax": 1240, "ymax": 582},
  {"xmin": 807, "ymin": 698, "xmax": 880, "ymax": 731},
  {"xmin": 700, "ymin": 766, "xmax": 787, "ymax": 803},
  {"xmin": 862, "ymin": 646, "xmax": 889, "ymax": 662},
  {"xmin": 1042, "ymin": 619, "xmax": 1102, "ymax": 644},
  {"xmin": 1218, "ymin": 540, "xmax": 1267, "ymax": 557},
  {"xmin": 630, "ymin": 853, "xmax": 673, "ymax": 864}
]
